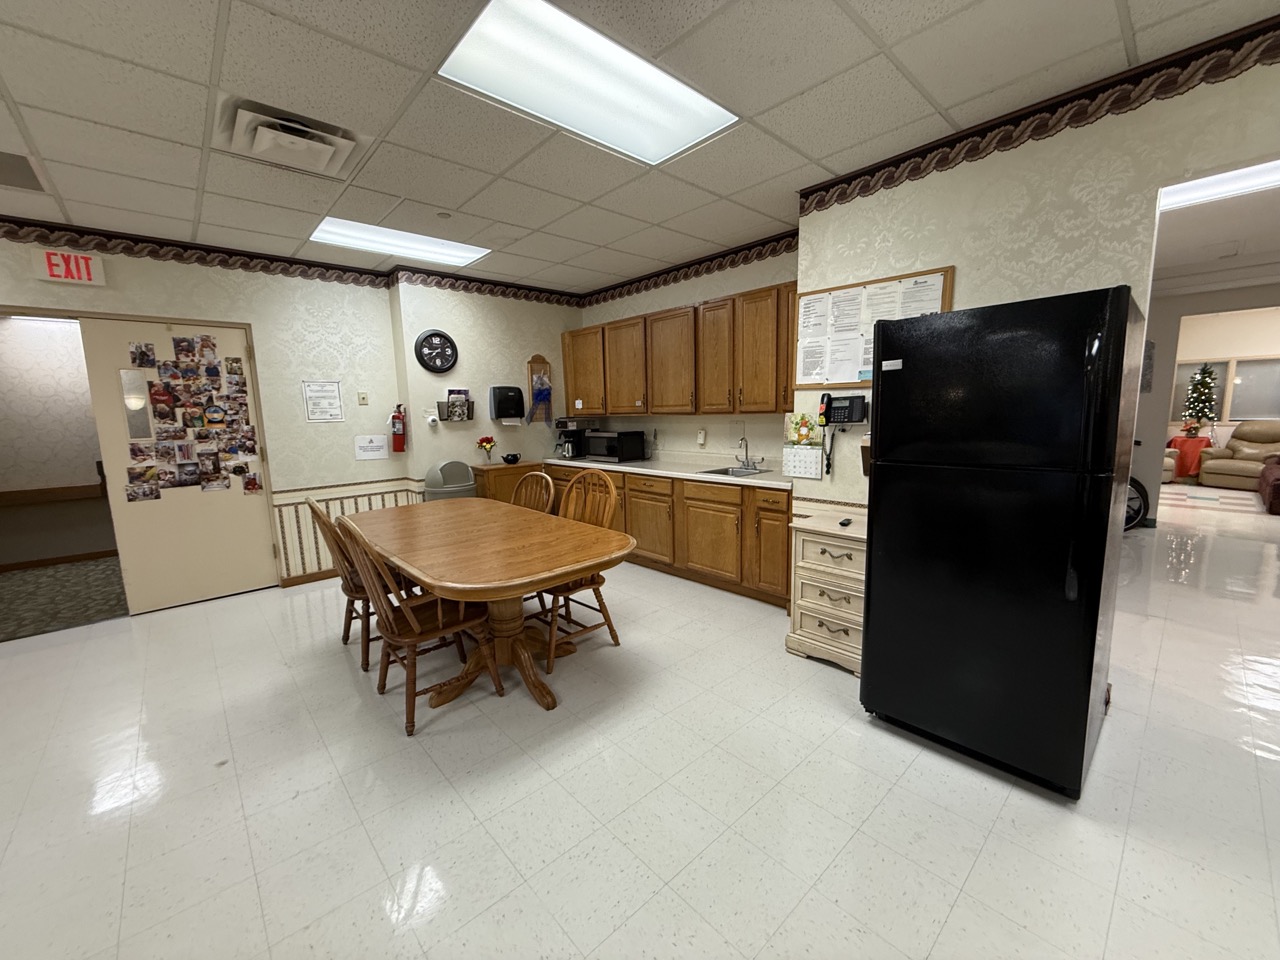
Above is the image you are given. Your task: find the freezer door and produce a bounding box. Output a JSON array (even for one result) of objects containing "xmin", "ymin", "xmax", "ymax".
[
  {"xmin": 860, "ymin": 462, "xmax": 1111, "ymax": 795},
  {"xmin": 871, "ymin": 287, "xmax": 1132, "ymax": 472}
]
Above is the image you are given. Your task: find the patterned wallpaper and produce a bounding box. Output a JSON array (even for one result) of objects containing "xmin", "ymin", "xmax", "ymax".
[
  {"xmin": 795, "ymin": 63, "xmax": 1280, "ymax": 505},
  {"xmin": 0, "ymin": 317, "xmax": 100, "ymax": 491}
]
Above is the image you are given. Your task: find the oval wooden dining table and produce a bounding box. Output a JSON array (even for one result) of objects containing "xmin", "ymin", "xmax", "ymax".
[{"xmin": 348, "ymin": 498, "xmax": 635, "ymax": 710}]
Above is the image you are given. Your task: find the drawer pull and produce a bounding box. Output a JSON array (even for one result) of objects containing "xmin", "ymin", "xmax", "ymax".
[
  {"xmin": 815, "ymin": 619, "xmax": 850, "ymax": 637},
  {"xmin": 819, "ymin": 547, "xmax": 856, "ymax": 561},
  {"xmin": 818, "ymin": 589, "xmax": 852, "ymax": 604}
]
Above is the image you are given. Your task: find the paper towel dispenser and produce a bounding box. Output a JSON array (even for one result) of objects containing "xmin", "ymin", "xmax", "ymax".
[{"xmin": 489, "ymin": 385, "xmax": 525, "ymax": 421}]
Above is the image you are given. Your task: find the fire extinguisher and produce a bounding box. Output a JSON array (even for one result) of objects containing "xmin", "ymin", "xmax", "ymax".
[{"xmin": 390, "ymin": 404, "xmax": 406, "ymax": 453}]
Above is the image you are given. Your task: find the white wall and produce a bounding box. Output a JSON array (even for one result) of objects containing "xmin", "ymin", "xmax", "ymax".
[
  {"xmin": 1176, "ymin": 305, "xmax": 1280, "ymax": 360},
  {"xmin": 0, "ymin": 316, "xmax": 100, "ymax": 490},
  {"xmin": 797, "ymin": 62, "xmax": 1280, "ymax": 505}
]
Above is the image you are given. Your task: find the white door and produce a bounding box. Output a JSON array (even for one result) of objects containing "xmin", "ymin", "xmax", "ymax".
[{"xmin": 80, "ymin": 317, "xmax": 278, "ymax": 613}]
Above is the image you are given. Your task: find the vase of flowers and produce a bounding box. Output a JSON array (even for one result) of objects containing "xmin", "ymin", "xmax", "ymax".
[
  {"xmin": 1181, "ymin": 418, "xmax": 1200, "ymax": 438},
  {"xmin": 476, "ymin": 435, "xmax": 496, "ymax": 461}
]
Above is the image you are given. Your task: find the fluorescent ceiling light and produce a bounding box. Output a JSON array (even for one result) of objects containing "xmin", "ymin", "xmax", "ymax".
[
  {"xmin": 3, "ymin": 315, "xmax": 78, "ymax": 323},
  {"xmin": 309, "ymin": 217, "xmax": 489, "ymax": 266},
  {"xmin": 1158, "ymin": 157, "xmax": 1280, "ymax": 211},
  {"xmin": 439, "ymin": 0, "xmax": 737, "ymax": 165}
]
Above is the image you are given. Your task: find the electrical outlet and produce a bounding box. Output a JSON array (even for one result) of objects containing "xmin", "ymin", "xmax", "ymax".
[
  {"xmin": 357, "ymin": 391, "xmax": 369, "ymax": 405},
  {"xmin": 697, "ymin": 428, "xmax": 706, "ymax": 446}
]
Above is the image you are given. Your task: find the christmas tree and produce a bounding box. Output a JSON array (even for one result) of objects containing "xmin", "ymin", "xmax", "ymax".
[{"xmin": 1181, "ymin": 363, "xmax": 1217, "ymax": 435}]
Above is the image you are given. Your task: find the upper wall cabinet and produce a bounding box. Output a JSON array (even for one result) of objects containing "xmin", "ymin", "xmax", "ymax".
[
  {"xmin": 604, "ymin": 316, "xmax": 647, "ymax": 414},
  {"xmin": 779, "ymin": 281, "xmax": 797, "ymax": 412},
  {"xmin": 563, "ymin": 325, "xmax": 606, "ymax": 416},
  {"xmin": 735, "ymin": 286, "xmax": 780, "ymax": 413},
  {"xmin": 647, "ymin": 306, "xmax": 696, "ymax": 415},
  {"xmin": 696, "ymin": 298, "xmax": 735, "ymax": 414}
]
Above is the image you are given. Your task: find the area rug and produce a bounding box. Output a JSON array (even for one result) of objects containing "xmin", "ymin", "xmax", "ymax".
[
  {"xmin": 0, "ymin": 556, "xmax": 129, "ymax": 642},
  {"xmin": 1159, "ymin": 484, "xmax": 1266, "ymax": 515}
]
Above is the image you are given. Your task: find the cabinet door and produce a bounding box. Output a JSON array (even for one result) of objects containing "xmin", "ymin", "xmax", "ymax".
[
  {"xmin": 778, "ymin": 281, "xmax": 797, "ymax": 412},
  {"xmin": 603, "ymin": 473, "xmax": 627, "ymax": 533},
  {"xmin": 605, "ymin": 317, "xmax": 647, "ymax": 414},
  {"xmin": 626, "ymin": 491, "xmax": 674, "ymax": 564},
  {"xmin": 489, "ymin": 466, "xmax": 535, "ymax": 503},
  {"xmin": 750, "ymin": 507, "xmax": 791, "ymax": 596},
  {"xmin": 680, "ymin": 500, "xmax": 742, "ymax": 581},
  {"xmin": 696, "ymin": 298, "xmax": 734, "ymax": 413},
  {"xmin": 646, "ymin": 307, "xmax": 695, "ymax": 414},
  {"xmin": 563, "ymin": 327, "xmax": 605, "ymax": 415},
  {"xmin": 735, "ymin": 286, "xmax": 780, "ymax": 413}
]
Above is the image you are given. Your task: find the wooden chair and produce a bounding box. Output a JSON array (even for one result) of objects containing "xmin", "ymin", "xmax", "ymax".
[
  {"xmin": 534, "ymin": 469, "xmax": 620, "ymax": 673},
  {"xmin": 511, "ymin": 471, "xmax": 554, "ymax": 513},
  {"xmin": 336, "ymin": 516, "xmax": 502, "ymax": 736},
  {"xmin": 307, "ymin": 497, "xmax": 378, "ymax": 671}
]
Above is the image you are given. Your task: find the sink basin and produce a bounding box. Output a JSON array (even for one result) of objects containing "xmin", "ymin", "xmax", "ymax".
[{"xmin": 698, "ymin": 467, "xmax": 771, "ymax": 477}]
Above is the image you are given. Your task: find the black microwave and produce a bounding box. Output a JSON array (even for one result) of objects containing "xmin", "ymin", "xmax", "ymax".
[{"xmin": 585, "ymin": 430, "xmax": 646, "ymax": 462}]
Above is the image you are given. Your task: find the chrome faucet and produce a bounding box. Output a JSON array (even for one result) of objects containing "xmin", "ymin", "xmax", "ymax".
[{"xmin": 736, "ymin": 430, "xmax": 762, "ymax": 470}]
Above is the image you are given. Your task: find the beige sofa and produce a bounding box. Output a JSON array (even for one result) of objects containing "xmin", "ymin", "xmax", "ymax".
[
  {"xmin": 1162, "ymin": 449, "xmax": 1177, "ymax": 483},
  {"xmin": 1199, "ymin": 420, "xmax": 1280, "ymax": 490}
]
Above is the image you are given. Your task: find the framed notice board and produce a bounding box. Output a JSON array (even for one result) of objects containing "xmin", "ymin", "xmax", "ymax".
[{"xmin": 794, "ymin": 265, "xmax": 955, "ymax": 389}]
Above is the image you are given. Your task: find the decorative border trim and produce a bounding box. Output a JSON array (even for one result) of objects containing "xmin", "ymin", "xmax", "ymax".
[
  {"xmin": 394, "ymin": 269, "xmax": 580, "ymax": 306},
  {"xmin": 800, "ymin": 17, "xmax": 1280, "ymax": 216},
  {"xmin": 793, "ymin": 496, "xmax": 868, "ymax": 509}
]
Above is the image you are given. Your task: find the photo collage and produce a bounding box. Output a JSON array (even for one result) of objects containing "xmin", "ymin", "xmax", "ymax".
[{"xmin": 124, "ymin": 335, "xmax": 263, "ymax": 502}]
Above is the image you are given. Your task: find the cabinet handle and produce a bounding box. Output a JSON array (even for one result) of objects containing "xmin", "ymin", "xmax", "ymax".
[
  {"xmin": 667, "ymin": 504, "xmax": 671, "ymax": 520},
  {"xmin": 815, "ymin": 619, "xmax": 851, "ymax": 637},
  {"xmin": 819, "ymin": 547, "xmax": 856, "ymax": 561},
  {"xmin": 600, "ymin": 396, "xmax": 604, "ymax": 410},
  {"xmin": 782, "ymin": 385, "xmax": 788, "ymax": 405},
  {"xmin": 761, "ymin": 497, "xmax": 781, "ymax": 505},
  {"xmin": 818, "ymin": 589, "xmax": 852, "ymax": 605},
  {"xmin": 726, "ymin": 389, "xmax": 731, "ymax": 405},
  {"xmin": 738, "ymin": 386, "xmax": 743, "ymax": 404},
  {"xmin": 754, "ymin": 518, "xmax": 759, "ymax": 535},
  {"xmin": 689, "ymin": 391, "xmax": 694, "ymax": 409}
]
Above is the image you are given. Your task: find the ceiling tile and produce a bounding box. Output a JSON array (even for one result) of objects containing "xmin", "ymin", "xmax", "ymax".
[
  {"xmin": 609, "ymin": 225, "xmax": 720, "ymax": 263},
  {"xmin": 526, "ymin": 263, "xmax": 624, "ymax": 290},
  {"xmin": 0, "ymin": 27, "xmax": 207, "ymax": 144},
  {"xmin": 294, "ymin": 240, "xmax": 388, "ymax": 268},
  {"xmin": 44, "ymin": 162, "xmax": 196, "ymax": 218},
  {"xmin": 948, "ymin": 42, "xmax": 1129, "ymax": 128},
  {"xmin": 219, "ymin": 1, "xmax": 420, "ymax": 133},
  {"xmin": 65, "ymin": 201, "xmax": 191, "ymax": 241},
  {"xmin": 200, "ymin": 193, "xmax": 320, "ymax": 238},
  {"xmin": 251, "ymin": 0, "xmax": 486, "ymax": 71},
  {"xmin": 553, "ymin": 0, "xmax": 732, "ymax": 56},
  {"xmin": 843, "ymin": 0, "xmax": 976, "ymax": 45},
  {"xmin": 756, "ymin": 56, "xmax": 935, "ymax": 159},
  {"xmin": 662, "ymin": 124, "xmax": 809, "ymax": 195},
  {"xmin": 197, "ymin": 223, "xmax": 301, "ymax": 257},
  {"xmin": 1134, "ymin": 0, "xmax": 1279, "ymax": 62},
  {"xmin": 454, "ymin": 265, "xmax": 528, "ymax": 284},
  {"xmin": 820, "ymin": 112, "xmax": 955, "ymax": 176},
  {"xmin": 0, "ymin": 104, "xmax": 24, "ymax": 154},
  {"xmin": 0, "ymin": 185, "xmax": 62, "ymax": 221},
  {"xmin": 501, "ymin": 232, "xmax": 597, "ymax": 262},
  {"xmin": 460, "ymin": 179, "xmax": 579, "ymax": 230},
  {"xmin": 659, "ymin": 0, "xmax": 878, "ymax": 115},
  {"xmin": 465, "ymin": 250, "xmax": 557, "ymax": 278},
  {"xmin": 465, "ymin": 221, "xmax": 530, "ymax": 250},
  {"xmin": 326, "ymin": 186, "xmax": 400, "ymax": 223},
  {"xmin": 386, "ymin": 79, "xmax": 554, "ymax": 174},
  {"xmin": 662, "ymin": 199, "xmax": 786, "ymax": 244},
  {"xmin": 730, "ymin": 163, "xmax": 830, "ymax": 224},
  {"xmin": 544, "ymin": 205, "xmax": 649, "ymax": 246},
  {"xmin": 1127, "ymin": 0, "xmax": 1211, "ymax": 29},
  {"xmin": 204, "ymin": 153, "xmax": 342, "ymax": 214},
  {"xmin": 22, "ymin": 109, "xmax": 201, "ymax": 187},
  {"xmin": 353, "ymin": 142, "xmax": 492, "ymax": 208},
  {"xmin": 566, "ymin": 247, "xmax": 668, "ymax": 277},
  {"xmin": 594, "ymin": 171, "xmax": 718, "ymax": 223},
  {"xmin": 892, "ymin": 0, "xmax": 1121, "ymax": 108},
  {"xmin": 0, "ymin": 0, "xmax": 219, "ymax": 81},
  {"xmin": 379, "ymin": 200, "xmax": 492, "ymax": 243},
  {"xmin": 504, "ymin": 134, "xmax": 646, "ymax": 202}
]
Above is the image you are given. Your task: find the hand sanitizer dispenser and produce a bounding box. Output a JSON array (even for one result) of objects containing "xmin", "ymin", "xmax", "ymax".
[{"xmin": 489, "ymin": 386, "xmax": 525, "ymax": 425}]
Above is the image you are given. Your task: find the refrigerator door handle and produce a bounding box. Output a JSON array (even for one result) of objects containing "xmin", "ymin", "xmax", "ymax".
[{"xmin": 1064, "ymin": 542, "xmax": 1079, "ymax": 602}]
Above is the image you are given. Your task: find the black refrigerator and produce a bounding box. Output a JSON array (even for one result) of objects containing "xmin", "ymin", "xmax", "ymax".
[{"xmin": 860, "ymin": 286, "xmax": 1145, "ymax": 799}]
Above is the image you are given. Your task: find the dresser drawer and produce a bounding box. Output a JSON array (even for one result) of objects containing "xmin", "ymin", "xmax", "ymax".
[
  {"xmin": 796, "ymin": 532, "xmax": 866, "ymax": 576},
  {"xmin": 794, "ymin": 575, "xmax": 863, "ymax": 616},
  {"xmin": 626, "ymin": 474, "xmax": 673, "ymax": 495},
  {"xmin": 795, "ymin": 606, "xmax": 862, "ymax": 649}
]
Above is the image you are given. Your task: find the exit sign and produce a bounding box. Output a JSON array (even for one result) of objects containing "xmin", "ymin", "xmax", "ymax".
[{"xmin": 33, "ymin": 248, "xmax": 105, "ymax": 285}]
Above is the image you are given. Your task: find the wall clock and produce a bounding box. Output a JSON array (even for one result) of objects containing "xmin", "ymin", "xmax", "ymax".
[{"xmin": 414, "ymin": 329, "xmax": 458, "ymax": 373}]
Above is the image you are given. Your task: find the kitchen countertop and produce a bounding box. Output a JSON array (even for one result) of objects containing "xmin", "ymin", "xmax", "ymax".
[
  {"xmin": 542, "ymin": 454, "xmax": 793, "ymax": 492},
  {"xmin": 790, "ymin": 501, "xmax": 869, "ymax": 540}
]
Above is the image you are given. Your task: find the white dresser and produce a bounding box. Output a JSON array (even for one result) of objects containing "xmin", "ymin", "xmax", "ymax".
[{"xmin": 785, "ymin": 505, "xmax": 868, "ymax": 674}]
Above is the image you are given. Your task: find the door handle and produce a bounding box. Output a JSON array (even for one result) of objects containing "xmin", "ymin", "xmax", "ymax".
[
  {"xmin": 818, "ymin": 588, "xmax": 852, "ymax": 604},
  {"xmin": 815, "ymin": 619, "xmax": 850, "ymax": 637},
  {"xmin": 819, "ymin": 547, "xmax": 855, "ymax": 561}
]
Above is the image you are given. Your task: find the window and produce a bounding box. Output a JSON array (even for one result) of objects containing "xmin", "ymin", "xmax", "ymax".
[{"xmin": 1170, "ymin": 356, "xmax": 1280, "ymax": 421}]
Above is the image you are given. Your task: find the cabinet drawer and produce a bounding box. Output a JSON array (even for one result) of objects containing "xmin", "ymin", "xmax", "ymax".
[
  {"xmin": 752, "ymin": 490, "xmax": 789, "ymax": 510},
  {"xmin": 547, "ymin": 465, "xmax": 581, "ymax": 482},
  {"xmin": 626, "ymin": 474, "xmax": 673, "ymax": 495},
  {"xmin": 796, "ymin": 607, "xmax": 862, "ymax": 649},
  {"xmin": 797, "ymin": 533, "xmax": 866, "ymax": 576},
  {"xmin": 795, "ymin": 575, "xmax": 863, "ymax": 616},
  {"xmin": 681, "ymin": 480, "xmax": 741, "ymax": 504}
]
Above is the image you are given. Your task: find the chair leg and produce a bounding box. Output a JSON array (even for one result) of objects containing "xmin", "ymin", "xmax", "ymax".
[
  {"xmin": 341, "ymin": 598, "xmax": 355, "ymax": 645},
  {"xmin": 454, "ymin": 632, "xmax": 467, "ymax": 663},
  {"xmin": 545, "ymin": 595, "xmax": 560, "ymax": 675},
  {"xmin": 360, "ymin": 600, "xmax": 373, "ymax": 672},
  {"xmin": 594, "ymin": 587, "xmax": 619, "ymax": 646},
  {"xmin": 404, "ymin": 645, "xmax": 417, "ymax": 737},
  {"xmin": 377, "ymin": 640, "xmax": 391, "ymax": 694}
]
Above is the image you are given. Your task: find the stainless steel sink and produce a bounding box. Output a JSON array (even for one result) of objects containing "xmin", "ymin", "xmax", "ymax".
[{"xmin": 698, "ymin": 467, "xmax": 771, "ymax": 477}]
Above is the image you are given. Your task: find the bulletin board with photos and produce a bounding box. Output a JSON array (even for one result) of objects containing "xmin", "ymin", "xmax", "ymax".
[
  {"xmin": 121, "ymin": 333, "xmax": 263, "ymax": 503},
  {"xmin": 795, "ymin": 265, "xmax": 955, "ymax": 389}
]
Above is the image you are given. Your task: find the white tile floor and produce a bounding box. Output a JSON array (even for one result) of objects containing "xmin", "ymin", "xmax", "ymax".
[{"xmin": 1, "ymin": 503, "xmax": 1279, "ymax": 959}]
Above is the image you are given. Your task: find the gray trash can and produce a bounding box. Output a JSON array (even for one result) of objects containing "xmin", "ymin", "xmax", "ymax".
[{"xmin": 423, "ymin": 460, "xmax": 476, "ymax": 501}]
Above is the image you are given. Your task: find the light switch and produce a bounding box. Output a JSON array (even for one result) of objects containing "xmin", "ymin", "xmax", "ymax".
[{"xmin": 357, "ymin": 391, "xmax": 369, "ymax": 405}]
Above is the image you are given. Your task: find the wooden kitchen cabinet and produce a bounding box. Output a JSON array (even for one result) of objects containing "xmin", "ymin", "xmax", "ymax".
[
  {"xmin": 676, "ymin": 481, "xmax": 742, "ymax": 582},
  {"xmin": 563, "ymin": 326, "xmax": 606, "ymax": 416},
  {"xmin": 735, "ymin": 286, "xmax": 780, "ymax": 412},
  {"xmin": 646, "ymin": 306, "xmax": 695, "ymax": 414},
  {"xmin": 695, "ymin": 298, "xmax": 735, "ymax": 413},
  {"xmin": 624, "ymin": 474, "xmax": 673, "ymax": 564},
  {"xmin": 474, "ymin": 462, "xmax": 540, "ymax": 503},
  {"xmin": 779, "ymin": 280, "xmax": 797, "ymax": 412},
  {"xmin": 604, "ymin": 316, "xmax": 647, "ymax": 414},
  {"xmin": 744, "ymin": 488, "xmax": 790, "ymax": 597}
]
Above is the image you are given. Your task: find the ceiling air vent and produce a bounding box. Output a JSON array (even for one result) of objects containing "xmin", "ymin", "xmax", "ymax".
[{"xmin": 211, "ymin": 94, "xmax": 371, "ymax": 179}]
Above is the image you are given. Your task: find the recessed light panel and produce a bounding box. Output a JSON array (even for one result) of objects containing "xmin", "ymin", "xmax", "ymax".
[
  {"xmin": 439, "ymin": 0, "xmax": 737, "ymax": 165},
  {"xmin": 310, "ymin": 217, "xmax": 490, "ymax": 266},
  {"xmin": 1159, "ymin": 157, "xmax": 1280, "ymax": 211}
]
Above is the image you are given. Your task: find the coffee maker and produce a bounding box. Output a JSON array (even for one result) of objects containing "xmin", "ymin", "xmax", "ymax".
[{"xmin": 554, "ymin": 417, "xmax": 596, "ymax": 459}]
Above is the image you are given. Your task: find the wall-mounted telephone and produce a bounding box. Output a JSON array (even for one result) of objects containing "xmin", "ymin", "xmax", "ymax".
[{"xmin": 818, "ymin": 393, "xmax": 866, "ymax": 426}]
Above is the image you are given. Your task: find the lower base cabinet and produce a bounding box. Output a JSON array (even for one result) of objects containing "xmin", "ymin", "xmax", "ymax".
[
  {"xmin": 626, "ymin": 475, "xmax": 674, "ymax": 564},
  {"xmin": 676, "ymin": 481, "xmax": 742, "ymax": 582},
  {"xmin": 474, "ymin": 463, "xmax": 539, "ymax": 502}
]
